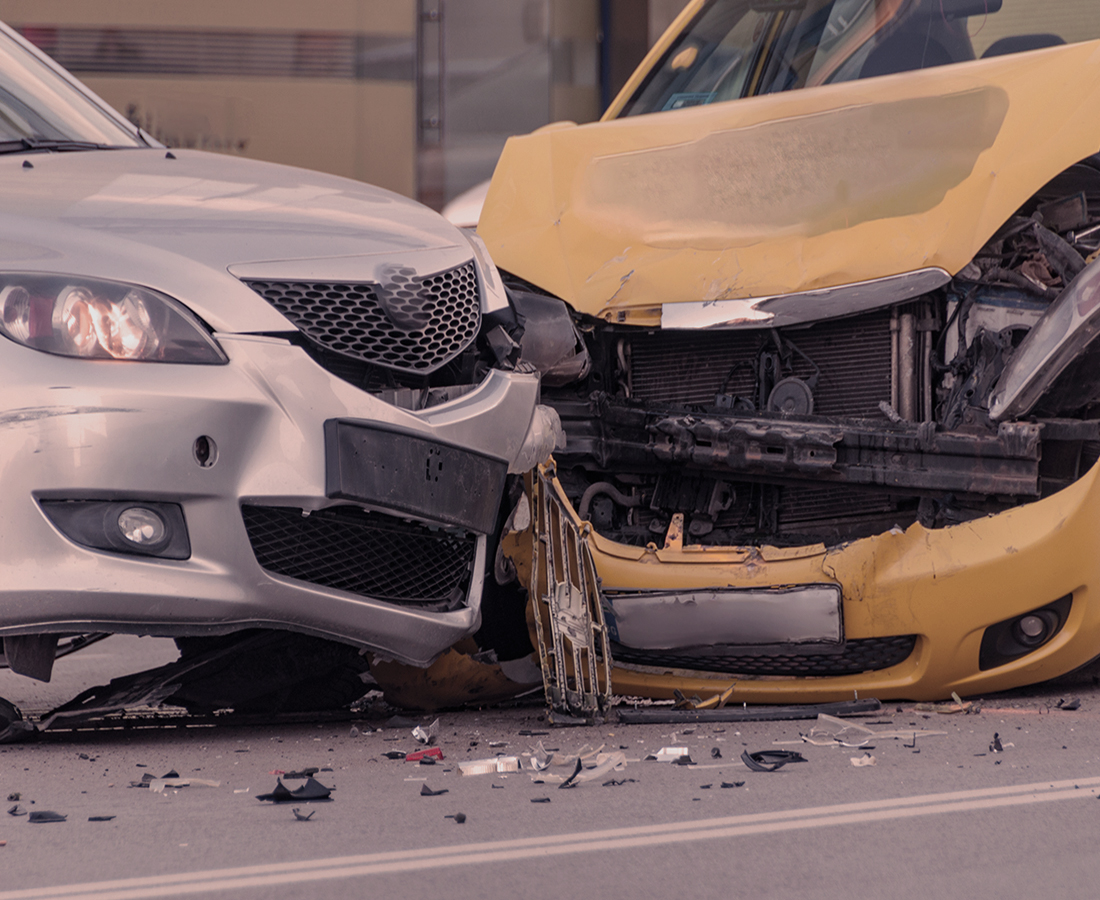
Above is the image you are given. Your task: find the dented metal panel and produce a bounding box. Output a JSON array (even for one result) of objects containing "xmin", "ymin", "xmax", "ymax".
[{"xmin": 480, "ymin": 43, "xmax": 1100, "ymax": 321}]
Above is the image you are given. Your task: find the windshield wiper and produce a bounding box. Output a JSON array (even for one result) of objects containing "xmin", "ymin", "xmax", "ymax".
[{"xmin": 0, "ymin": 137, "xmax": 120, "ymax": 155}]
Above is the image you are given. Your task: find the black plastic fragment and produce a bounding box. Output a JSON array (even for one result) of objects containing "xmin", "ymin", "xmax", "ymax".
[
  {"xmin": 711, "ymin": 748, "xmax": 722, "ymax": 759},
  {"xmin": 1059, "ymin": 698, "xmax": 1082, "ymax": 711},
  {"xmin": 7, "ymin": 805, "xmax": 25, "ymax": 816},
  {"xmin": 518, "ymin": 730, "xmax": 549, "ymax": 736},
  {"xmin": 700, "ymin": 784, "xmax": 712, "ymax": 789},
  {"xmin": 558, "ymin": 758, "xmax": 583, "ymax": 789},
  {"xmin": 602, "ymin": 778, "xmax": 637, "ymax": 786},
  {"xmin": 673, "ymin": 755, "xmax": 695, "ymax": 766},
  {"xmin": 420, "ymin": 785, "xmax": 449, "ymax": 797},
  {"xmin": 619, "ymin": 699, "xmax": 882, "ymax": 725},
  {"xmin": 990, "ymin": 733, "xmax": 1004, "ymax": 753},
  {"xmin": 741, "ymin": 750, "xmax": 807, "ymax": 772},
  {"xmin": 531, "ymin": 797, "xmax": 551, "ymax": 803},
  {"xmin": 292, "ymin": 808, "xmax": 315, "ymax": 821},
  {"xmin": 88, "ymin": 816, "xmax": 115, "ymax": 822},
  {"xmin": 256, "ymin": 777, "xmax": 332, "ymax": 803},
  {"xmin": 283, "ymin": 768, "xmax": 319, "ymax": 778},
  {"xmin": 491, "ymin": 784, "xmax": 505, "ymax": 789},
  {"xmin": 720, "ymin": 781, "xmax": 746, "ymax": 788},
  {"xmin": 446, "ymin": 813, "xmax": 467, "ymax": 823},
  {"xmin": 28, "ymin": 811, "xmax": 66, "ymax": 823},
  {"xmin": 382, "ymin": 751, "xmax": 406, "ymax": 760}
]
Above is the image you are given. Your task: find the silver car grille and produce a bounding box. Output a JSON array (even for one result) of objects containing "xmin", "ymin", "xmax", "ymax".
[{"xmin": 243, "ymin": 260, "xmax": 481, "ymax": 375}]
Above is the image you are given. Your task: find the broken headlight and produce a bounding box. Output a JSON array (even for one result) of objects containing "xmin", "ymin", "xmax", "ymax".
[{"xmin": 0, "ymin": 275, "xmax": 226, "ymax": 363}]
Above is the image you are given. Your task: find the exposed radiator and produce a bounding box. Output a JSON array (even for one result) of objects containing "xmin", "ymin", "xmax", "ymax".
[{"xmin": 629, "ymin": 311, "xmax": 893, "ymax": 417}]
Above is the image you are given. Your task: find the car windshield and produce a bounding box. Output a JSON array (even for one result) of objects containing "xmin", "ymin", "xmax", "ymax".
[
  {"xmin": 620, "ymin": 0, "xmax": 1100, "ymax": 116},
  {"xmin": 0, "ymin": 27, "xmax": 141, "ymax": 148}
]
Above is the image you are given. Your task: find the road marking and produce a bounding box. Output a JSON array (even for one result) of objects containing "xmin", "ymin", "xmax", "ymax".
[{"xmin": 4, "ymin": 776, "xmax": 1100, "ymax": 900}]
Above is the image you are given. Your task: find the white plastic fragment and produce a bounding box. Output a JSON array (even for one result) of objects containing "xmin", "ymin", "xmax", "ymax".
[
  {"xmin": 459, "ymin": 757, "xmax": 521, "ymax": 775},
  {"xmin": 850, "ymin": 754, "xmax": 877, "ymax": 767},
  {"xmin": 531, "ymin": 752, "xmax": 627, "ymax": 785},
  {"xmin": 646, "ymin": 746, "xmax": 690, "ymax": 762},
  {"xmin": 413, "ymin": 718, "xmax": 440, "ymax": 745}
]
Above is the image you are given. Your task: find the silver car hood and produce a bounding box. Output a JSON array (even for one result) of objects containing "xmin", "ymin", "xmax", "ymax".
[{"xmin": 0, "ymin": 148, "xmax": 470, "ymax": 332}]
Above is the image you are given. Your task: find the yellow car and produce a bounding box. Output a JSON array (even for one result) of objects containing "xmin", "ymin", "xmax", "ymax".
[{"xmin": 479, "ymin": 0, "xmax": 1100, "ymax": 712}]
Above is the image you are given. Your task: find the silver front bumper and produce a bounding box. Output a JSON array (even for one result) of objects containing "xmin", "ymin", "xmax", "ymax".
[{"xmin": 0, "ymin": 334, "xmax": 554, "ymax": 667}]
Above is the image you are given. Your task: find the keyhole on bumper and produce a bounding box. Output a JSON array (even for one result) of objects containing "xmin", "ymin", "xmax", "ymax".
[{"xmin": 193, "ymin": 435, "xmax": 218, "ymax": 468}]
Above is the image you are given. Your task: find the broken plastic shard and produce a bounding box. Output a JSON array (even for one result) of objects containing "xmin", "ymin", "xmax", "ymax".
[
  {"xmin": 711, "ymin": 747, "xmax": 722, "ymax": 759},
  {"xmin": 88, "ymin": 816, "xmax": 116, "ymax": 822},
  {"xmin": 382, "ymin": 751, "xmax": 406, "ymax": 760},
  {"xmin": 741, "ymin": 750, "xmax": 807, "ymax": 772},
  {"xmin": 850, "ymin": 753, "xmax": 877, "ymax": 767},
  {"xmin": 7, "ymin": 805, "xmax": 25, "ymax": 816},
  {"xmin": 412, "ymin": 718, "xmax": 440, "ymax": 745},
  {"xmin": 420, "ymin": 785, "xmax": 449, "ymax": 797},
  {"xmin": 720, "ymin": 782, "xmax": 745, "ymax": 788},
  {"xmin": 645, "ymin": 746, "xmax": 691, "ymax": 762},
  {"xmin": 150, "ymin": 778, "xmax": 220, "ymax": 793},
  {"xmin": 405, "ymin": 748, "xmax": 444, "ymax": 763},
  {"xmin": 459, "ymin": 756, "xmax": 520, "ymax": 776},
  {"xmin": 791, "ymin": 713, "xmax": 946, "ymax": 747},
  {"xmin": 256, "ymin": 777, "xmax": 333, "ymax": 803},
  {"xmin": 446, "ymin": 813, "xmax": 467, "ymax": 823},
  {"xmin": 292, "ymin": 808, "xmax": 315, "ymax": 822},
  {"xmin": 27, "ymin": 811, "xmax": 67, "ymax": 823},
  {"xmin": 990, "ymin": 733, "xmax": 1004, "ymax": 753},
  {"xmin": 530, "ymin": 797, "xmax": 551, "ymax": 803},
  {"xmin": 534, "ymin": 752, "xmax": 628, "ymax": 786},
  {"xmin": 1059, "ymin": 698, "xmax": 1082, "ymax": 711}
]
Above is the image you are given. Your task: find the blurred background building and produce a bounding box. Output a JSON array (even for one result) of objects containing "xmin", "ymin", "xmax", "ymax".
[{"xmin": 0, "ymin": 0, "xmax": 690, "ymax": 208}]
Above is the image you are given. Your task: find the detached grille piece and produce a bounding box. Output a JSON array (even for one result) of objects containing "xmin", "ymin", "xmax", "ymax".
[
  {"xmin": 244, "ymin": 261, "xmax": 480, "ymax": 375},
  {"xmin": 242, "ymin": 505, "xmax": 476, "ymax": 610},
  {"xmin": 611, "ymin": 634, "xmax": 917, "ymax": 676}
]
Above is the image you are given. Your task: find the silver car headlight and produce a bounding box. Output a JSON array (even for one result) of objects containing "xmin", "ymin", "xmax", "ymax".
[{"xmin": 0, "ymin": 275, "xmax": 226, "ymax": 363}]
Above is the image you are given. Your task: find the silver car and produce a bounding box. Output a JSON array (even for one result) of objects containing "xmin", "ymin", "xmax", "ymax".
[{"xmin": 0, "ymin": 22, "xmax": 561, "ymax": 718}]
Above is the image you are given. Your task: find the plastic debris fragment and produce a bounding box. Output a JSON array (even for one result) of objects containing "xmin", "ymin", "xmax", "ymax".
[
  {"xmin": 460, "ymin": 756, "xmax": 520, "ymax": 775},
  {"xmin": 533, "ymin": 752, "xmax": 627, "ymax": 786},
  {"xmin": 292, "ymin": 809, "xmax": 315, "ymax": 821},
  {"xmin": 1059, "ymin": 698, "xmax": 1082, "ymax": 711},
  {"xmin": 256, "ymin": 777, "xmax": 332, "ymax": 803},
  {"xmin": 850, "ymin": 753, "xmax": 877, "ymax": 767},
  {"xmin": 412, "ymin": 718, "xmax": 440, "ymax": 745},
  {"xmin": 88, "ymin": 816, "xmax": 116, "ymax": 822},
  {"xmin": 406, "ymin": 748, "xmax": 444, "ymax": 763},
  {"xmin": 420, "ymin": 785, "xmax": 449, "ymax": 797},
  {"xmin": 741, "ymin": 750, "xmax": 806, "ymax": 772},
  {"xmin": 645, "ymin": 747, "xmax": 690, "ymax": 762},
  {"xmin": 28, "ymin": 811, "xmax": 66, "ymax": 823},
  {"xmin": 720, "ymin": 782, "xmax": 745, "ymax": 788},
  {"xmin": 445, "ymin": 813, "xmax": 467, "ymax": 823},
  {"xmin": 530, "ymin": 797, "xmax": 551, "ymax": 803},
  {"xmin": 711, "ymin": 748, "xmax": 722, "ymax": 759},
  {"xmin": 7, "ymin": 805, "xmax": 25, "ymax": 816}
]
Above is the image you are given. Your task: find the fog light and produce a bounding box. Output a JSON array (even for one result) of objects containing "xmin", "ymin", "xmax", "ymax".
[
  {"xmin": 1017, "ymin": 615, "xmax": 1046, "ymax": 640},
  {"xmin": 979, "ymin": 596, "xmax": 1071, "ymax": 670},
  {"xmin": 39, "ymin": 499, "xmax": 191, "ymax": 559},
  {"xmin": 118, "ymin": 507, "xmax": 167, "ymax": 546}
]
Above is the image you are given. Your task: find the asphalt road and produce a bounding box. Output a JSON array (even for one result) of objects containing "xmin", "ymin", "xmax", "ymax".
[{"xmin": 2, "ymin": 638, "xmax": 1100, "ymax": 899}]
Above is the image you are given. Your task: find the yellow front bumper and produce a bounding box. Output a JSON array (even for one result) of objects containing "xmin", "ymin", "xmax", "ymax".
[{"xmin": 525, "ymin": 460, "xmax": 1100, "ymax": 704}]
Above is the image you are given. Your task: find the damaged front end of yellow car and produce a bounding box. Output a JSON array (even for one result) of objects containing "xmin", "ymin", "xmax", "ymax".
[{"xmin": 483, "ymin": 0, "xmax": 1100, "ymax": 716}]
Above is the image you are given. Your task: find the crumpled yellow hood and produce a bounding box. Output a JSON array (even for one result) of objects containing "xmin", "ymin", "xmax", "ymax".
[{"xmin": 479, "ymin": 41, "xmax": 1100, "ymax": 325}]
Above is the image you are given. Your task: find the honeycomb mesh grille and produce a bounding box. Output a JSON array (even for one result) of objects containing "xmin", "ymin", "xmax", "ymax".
[
  {"xmin": 243, "ymin": 261, "xmax": 481, "ymax": 374},
  {"xmin": 242, "ymin": 505, "xmax": 477, "ymax": 610},
  {"xmin": 611, "ymin": 635, "xmax": 917, "ymax": 676}
]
